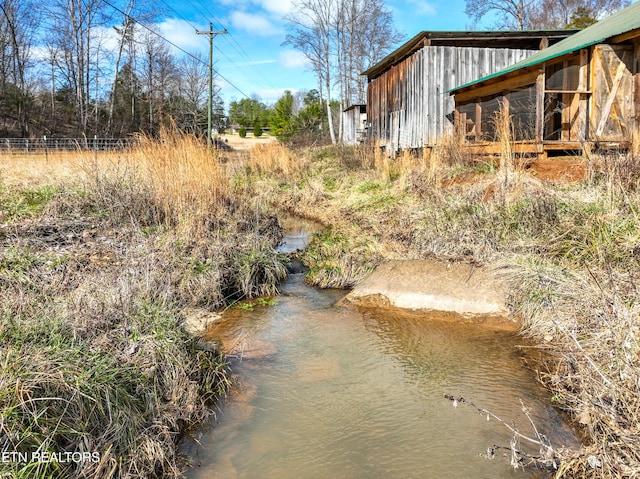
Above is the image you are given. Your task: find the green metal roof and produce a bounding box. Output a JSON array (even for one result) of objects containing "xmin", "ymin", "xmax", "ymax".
[{"xmin": 450, "ymin": 1, "xmax": 640, "ymax": 94}]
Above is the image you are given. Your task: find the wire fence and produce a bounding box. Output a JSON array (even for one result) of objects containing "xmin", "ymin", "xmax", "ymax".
[{"xmin": 0, "ymin": 137, "xmax": 139, "ymax": 152}]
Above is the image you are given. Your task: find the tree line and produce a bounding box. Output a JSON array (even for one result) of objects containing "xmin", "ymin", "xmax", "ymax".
[
  {"xmin": 0, "ymin": 0, "xmax": 629, "ymax": 141},
  {"xmin": 0, "ymin": 0, "xmax": 224, "ymax": 139},
  {"xmin": 464, "ymin": 0, "xmax": 628, "ymax": 32},
  {"xmin": 0, "ymin": 0, "xmax": 403, "ymax": 142}
]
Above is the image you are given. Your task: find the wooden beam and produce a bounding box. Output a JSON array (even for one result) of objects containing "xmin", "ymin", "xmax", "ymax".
[
  {"xmin": 595, "ymin": 61, "xmax": 627, "ymax": 136},
  {"xmin": 475, "ymin": 101, "xmax": 482, "ymax": 141},
  {"xmin": 578, "ymin": 49, "xmax": 589, "ymax": 142},
  {"xmin": 535, "ymin": 67, "xmax": 545, "ymax": 142},
  {"xmin": 609, "ymin": 28, "xmax": 640, "ymax": 45},
  {"xmin": 561, "ymin": 60, "xmax": 571, "ymax": 141},
  {"xmin": 454, "ymin": 69, "xmax": 539, "ymax": 103}
]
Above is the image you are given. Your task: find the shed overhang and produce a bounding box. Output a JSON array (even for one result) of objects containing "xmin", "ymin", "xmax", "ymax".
[{"xmin": 449, "ymin": 2, "xmax": 640, "ymax": 96}]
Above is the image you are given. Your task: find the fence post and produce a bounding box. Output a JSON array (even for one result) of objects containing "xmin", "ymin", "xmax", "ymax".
[{"xmin": 44, "ymin": 136, "xmax": 48, "ymax": 162}]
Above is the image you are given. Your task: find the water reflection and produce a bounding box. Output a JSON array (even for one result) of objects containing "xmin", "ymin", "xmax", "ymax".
[{"xmin": 184, "ymin": 272, "xmax": 577, "ymax": 479}]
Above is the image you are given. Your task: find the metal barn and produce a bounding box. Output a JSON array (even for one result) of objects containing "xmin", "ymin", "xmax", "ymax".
[
  {"xmin": 450, "ymin": 2, "xmax": 640, "ymax": 159},
  {"xmin": 364, "ymin": 31, "xmax": 577, "ymax": 155}
]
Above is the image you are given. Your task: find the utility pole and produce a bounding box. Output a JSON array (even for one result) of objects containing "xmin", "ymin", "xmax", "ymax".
[{"xmin": 196, "ymin": 23, "xmax": 227, "ymax": 149}]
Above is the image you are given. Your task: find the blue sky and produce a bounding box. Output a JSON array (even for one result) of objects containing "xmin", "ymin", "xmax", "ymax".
[{"xmin": 150, "ymin": 0, "xmax": 476, "ymax": 106}]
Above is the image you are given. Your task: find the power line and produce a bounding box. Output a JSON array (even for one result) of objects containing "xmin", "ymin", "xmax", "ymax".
[
  {"xmin": 99, "ymin": 0, "xmax": 250, "ymax": 98},
  {"xmin": 101, "ymin": 0, "xmax": 204, "ymax": 65},
  {"xmin": 196, "ymin": 23, "xmax": 227, "ymax": 148},
  {"xmin": 153, "ymin": 0, "xmax": 276, "ymax": 96},
  {"xmin": 180, "ymin": 0, "xmax": 280, "ymax": 93}
]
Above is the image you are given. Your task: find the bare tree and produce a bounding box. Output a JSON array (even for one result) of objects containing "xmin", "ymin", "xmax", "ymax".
[
  {"xmin": 531, "ymin": 0, "xmax": 629, "ymax": 28},
  {"xmin": 140, "ymin": 31, "xmax": 178, "ymax": 134},
  {"xmin": 357, "ymin": 1, "xmax": 403, "ymax": 100},
  {"xmin": 176, "ymin": 53, "xmax": 208, "ymax": 133},
  {"xmin": 466, "ymin": 0, "xmax": 628, "ymax": 29},
  {"xmin": 465, "ymin": 0, "xmax": 537, "ymax": 29},
  {"xmin": 0, "ymin": 0, "xmax": 38, "ymax": 136},
  {"xmin": 106, "ymin": 0, "xmax": 160, "ymax": 135},
  {"xmin": 45, "ymin": 0, "xmax": 110, "ymax": 135},
  {"xmin": 334, "ymin": 0, "xmax": 401, "ymax": 139},
  {"xmin": 285, "ymin": 0, "xmax": 337, "ymax": 144},
  {"xmin": 285, "ymin": 0, "xmax": 401, "ymax": 143},
  {"xmin": 107, "ymin": 4, "xmax": 135, "ymax": 134}
]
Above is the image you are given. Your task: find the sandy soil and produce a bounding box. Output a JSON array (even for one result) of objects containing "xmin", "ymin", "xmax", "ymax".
[{"xmin": 216, "ymin": 133, "xmax": 277, "ymax": 151}]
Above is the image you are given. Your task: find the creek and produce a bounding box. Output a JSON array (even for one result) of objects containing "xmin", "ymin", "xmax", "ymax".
[{"xmin": 183, "ymin": 219, "xmax": 578, "ymax": 479}]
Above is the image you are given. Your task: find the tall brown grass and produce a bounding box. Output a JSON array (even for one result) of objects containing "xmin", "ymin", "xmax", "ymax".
[
  {"xmin": 80, "ymin": 128, "xmax": 228, "ymax": 234},
  {"xmin": 0, "ymin": 129, "xmax": 290, "ymax": 479},
  {"xmin": 243, "ymin": 142, "xmax": 302, "ymax": 176}
]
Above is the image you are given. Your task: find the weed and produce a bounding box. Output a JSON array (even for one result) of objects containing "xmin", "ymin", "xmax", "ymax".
[
  {"xmin": 0, "ymin": 129, "xmax": 291, "ymax": 479},
  {"xmin": 356, "ymin": 180, "xmax": 382, "ymax": 193},
  {"xmin": 0, "ymin": 185, "xmax": 60, "ymax": 221},
  {"xmin": 256, "ymin": 297, "xmax": 276, "ymax": 306},
  {"xmin": 233, "ymin": 301, "xmax": 255, "ymax": 311},
  {"xmin": 301, "ymin": 229, "xmax": 380, "ymax": 288}
]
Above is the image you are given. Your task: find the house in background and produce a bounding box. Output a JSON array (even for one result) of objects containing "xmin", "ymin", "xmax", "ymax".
[
  {"xmin": 362, "ymin": 30, "xmax": 577, "ymax": 155},
  {"xmin": 342, "ymin": 104, "xmax": 367, "ymax": 145},
  {"xmin": 449, "ymin": 2, "xmax": 640, "ymax": 159}
]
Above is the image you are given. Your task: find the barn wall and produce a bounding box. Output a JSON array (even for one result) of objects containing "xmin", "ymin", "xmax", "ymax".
[
  {"xmin": 342, "ymin": 109, "xmax": 359, "ymax": 145},
  {"xmin": 342, "ymin": 106, "xmax": 367, "ymax": 145},
  {"xmin": 453, "ymin": 43, "xmax": 639, "ymax": 150},
  {"xmin": 367, "ymin": 46, "xmax": 535, "ymax": 152}
]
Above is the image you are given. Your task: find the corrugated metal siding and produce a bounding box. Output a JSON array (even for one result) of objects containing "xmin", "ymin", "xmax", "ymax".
[{"xmin": 367, "ymin": 46, "xmax": 535, "ymax": 152}]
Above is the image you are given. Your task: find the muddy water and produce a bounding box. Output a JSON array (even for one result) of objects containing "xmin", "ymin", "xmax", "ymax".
[{"xmin": 184, "ymin": 226, "xmax": 577, "ymax": 479}]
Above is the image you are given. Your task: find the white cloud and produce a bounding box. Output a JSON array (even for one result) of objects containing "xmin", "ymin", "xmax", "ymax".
[
  {"xmin": 260, "ymin": 0, "xmax": 293, "ymax": 15},
  {"xmin": 279, "ymin": 49, "xmax": 310, "ymax": 68},
  {"xmin": 230, "ymin": 11, "xmax": 282, "ymax": 36},
  {"xmin": 157, "ymin": 18, "xmax": 206, "ymax": 51},
  {"xmin": 408, "ymin": 0, "xmax": 437, "ymax": 16},
  {"xmin": 217, "ymin": 0, "xmax": 293, "ymax": 16},
  {"xmin": 244, "ymin": 59, "xmax": 278, "ymax": 66},
  {"xmin": 30, "ymin": 45, "xmax": 50, "ymax": 62}
]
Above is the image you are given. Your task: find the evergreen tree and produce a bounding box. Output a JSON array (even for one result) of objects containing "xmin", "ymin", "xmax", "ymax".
[
  {"xmin": 270, "ymin": 91, "xmax": 296, "ymax": 142},
  {"xmin": 567, "ymin": 6, "xmax": 598, "ymax": 27}
]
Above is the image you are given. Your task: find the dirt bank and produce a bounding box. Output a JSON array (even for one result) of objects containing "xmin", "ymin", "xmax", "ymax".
[{"xmin": 340, "ymin": 259, "xmax": 514, "ymax": 327}]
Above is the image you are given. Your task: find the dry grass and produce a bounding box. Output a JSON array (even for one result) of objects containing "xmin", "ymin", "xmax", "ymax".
[
  {"xmin": 0, "ymin": 129, "xmax": 289, "ymax": 478},
  {"xmin": 5, "ymin": 122, "xmax": 640, "ymax": 478},
  {"xmin": 0, "ymin": 150, "xmax": 97, "ymax": 187},
  {"xmin": 243, "ymin": 141, "xmax": 303, "ymax": 176}
]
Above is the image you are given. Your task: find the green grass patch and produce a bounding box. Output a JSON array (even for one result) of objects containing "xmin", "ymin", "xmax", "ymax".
[
  {"xmin": 0, "ymin": 185, "xmax": 60, "ymax": 221},
  {"xmin": 356, "ymin": 180, "xmax": 382, "ymax": 193}
]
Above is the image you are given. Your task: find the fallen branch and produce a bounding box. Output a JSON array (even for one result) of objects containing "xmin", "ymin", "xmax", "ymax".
[{"xmin": 444, "ymin": 394, "xmax": 561, "ymax": 470}]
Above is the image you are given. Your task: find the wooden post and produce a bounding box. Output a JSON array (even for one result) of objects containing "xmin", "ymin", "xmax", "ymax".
[
  {"xmin": 475, "ymin": 101, "xmax": 482, "ymax": 141},
  {"xmin": 634, "ymin": 43, "xmax": 640, "ymax": 155},
  {"xmin": 535, "ymin": 67, "xmax": 545, "ymax": 144},
  {"xmin": 454, "ymin": 107, "xmax": 463, "ymax": 141},
  {"xmin": 577, "ymin": 49, "xmax": 589, "ymax": 142},
  {"xmin": 562, "ymin": 60, "xmax": 571, "ymax": 141}
]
